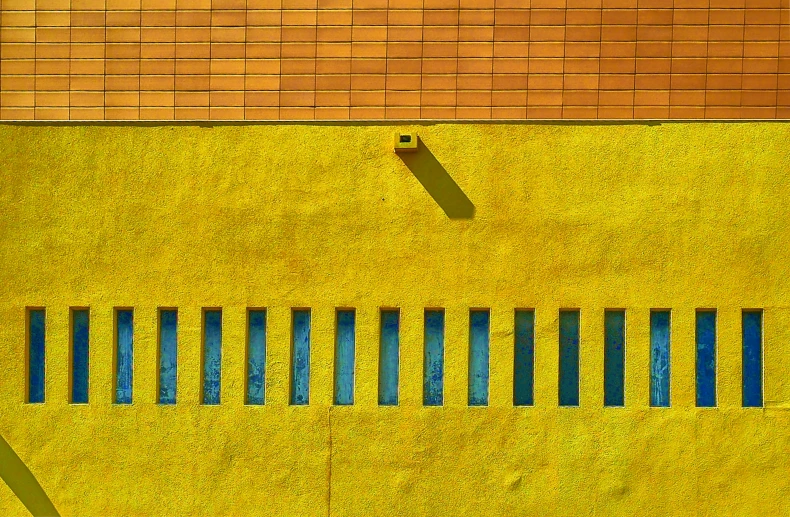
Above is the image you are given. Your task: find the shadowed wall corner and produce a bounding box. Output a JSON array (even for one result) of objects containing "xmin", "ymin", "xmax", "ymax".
[
  {"xmin": 0, "ymin": 434, "xmax": 60, "ymax": 517},
  {"xmin": 397, "ymin": 138, "xmax": 475, "ymax": 220}
]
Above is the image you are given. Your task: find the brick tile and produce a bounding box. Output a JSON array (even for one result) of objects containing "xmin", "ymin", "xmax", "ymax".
[
  {"xmin": 0, "ymin": 107, "xmax": 35, "ymax": 120},
  {"xmin": 708, "ymin": 58, "xmax": 743, "ymax": 73},
  {"xmin": 68, "ymin": 107, "xmax": 104, "ymax": 120},
  {"xmin": 210, "ymin": 91, "xmax": 245, "ymax": 106},
  {"xmin": 563, "ymin": 89, "xmax": 599, "ymax": 104},
  {"xmin": 633, "ymin": 105, "xmax": 668, "ymax": 118},
  {"xmin": 0, "ymin": 76, "xmax": 35, "ymax": 90},
  {"xmin": 349, "ymin": 106, "xmax": 385, "ymax": 118},
  {"xmin": 562, "ymin": 105, "xmax": 598, "ymax": 117},
  {"xmin": 313, "ymin": 106, "xmax": 349, "ymax": 119},
  {"xmin": 1, "ymin": 91, "xmax": 35, "ymax": 107},
  {"xmin": 423, "ymin": 106, "xmax": 459, "ymax": 118},
  {"xmin": 492, "ymin": 106, "xmax": 527, "ymax": 118},
  {"xmin": 315, "ymin": 90, "xmax": 350, "ymax": 106},
  {"xmin": 600, "ymin": 58, "xmax": 635, "ymax": 74},
  {"xmin": 245, "ymin": 91, "xmax": 279, "ymax": 106},
  {"xmin": 670, "ymin": 89, "xmax": 705, "ymax": 104},
  {"xmin": 600, "ymin": 75, "xmax": 635, "ymax": 89},
  {"xmin": 104, "ymin": 107, "xmax": 140, "ymax": 119},
  {"xmin": 0, "ymin": 44, "xmax": 36, "ymax": 59},
  {"xmin": 457, "ymin": 106, "xmax": 493, "ymax": 117},
  {"xmin": 209, "ymin": 106, "xmax": 245, "ymax": 119},
  {"xmin": 423, "ymin": 75, "xmax": 458, "ymax": 89},
  {"xmin": 385, "ymin": 106, "xmax": 421, "ymax": 118},
  {"xmin": 671, "ymin": 74, "xmax": 706, "ymax": 89},
  {"xmin": 527, "ymin": 106, "xmax": 563, "ymax": 117},
  {"xmin": 599, "ymin": 89, "xmax": 634, "ymax": 104},
  {"xmin": 704, "ymin": 106, "xmax": 744, "ymax": 118},
  {"xmin": 492, "ymin": 89, "xmax": 527, "ymax": 105},
  {"xmin": 316, "ymin": 74, "xmax": 352, "ymax": 90},
  {"xmin": 738, "ymin": 106, "xmax": 777, "ymax": 117},
  {"xmin": 706, "ymin": 90, "xmax": 741, "ymax": 105},
  {"xmin": 140, "ymin": 91, "xmax": 175, "ymax": 106},
  {"xmin": 244, "ymin": 106, "xmax": 279, "ymax": 119},
  {"xmin": 71, "ymin": 91, "xmax": 105, "ymax": 106},
  {"xmin": 139, "ymin": 107, "xmax": 176, "ymax": 120},
  {"xmin": 386, "ymin": 90, "xmax": 421, "ymax": 105},
  {"xmin": 669, "ymin": 106, "xmax": 705, "ymax": 118},
  {"xmin": 565, "ymin": 9, "xmax": 602, "ymax": 24},
  {"xmin": 280, "ymin": 107, "xmax": 316, "ymax": 118},
  {"xmin": 597, "ymin": 106, "xmax": 633, "ymax": 117},
  {"xmin": 741, "ymin": 89, "xmax": 778, "ymax": 105},
  {"xmin": 527, "ymin": 89, "xmax": 563, "ymax": 105},
  {"xmin": 564, "ymin": 74, "xmax": 599, "ymax": 89},
  {"xmin": 493, "ymin": 73, "xmax": 528, "ymax": 89},
  {"xmin": 35, "ymin": 107, "xmax": 70, "ymax": 119},
  {"xmin": 2, "ymin": 60, "xmax": 35, "ymax": 74},
  {"xmin": 350, "ymin": 90, "xmax": 385, "ymax": 105},
  {"xmin": 35, "ymin": 91, "xmax": 69, "ymax": 107},
  {"xmin": 709, "ymin": 9, "xmax": 745, "ymax": 24},
  {"xmin": 175, "ymin": 107, "xmax": 209, "ymax": 118},
  {"xmin": 671, "ymin": 58, "xmax": 706, "ymax": 74},
  {"xmin": 421, "ymin": 90, "xmax": 457, "ymax": 106}
]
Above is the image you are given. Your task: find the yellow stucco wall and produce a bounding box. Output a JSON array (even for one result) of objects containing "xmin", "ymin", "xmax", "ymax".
[{"xmin": 1, "ymin": 122, "xmax": 790, "ymax": 515}]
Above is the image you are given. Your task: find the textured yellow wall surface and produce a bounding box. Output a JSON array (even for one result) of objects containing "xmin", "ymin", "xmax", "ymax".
[{"xmin": 1, "ymin": 122, "xmax": 790, "ymax": 516}]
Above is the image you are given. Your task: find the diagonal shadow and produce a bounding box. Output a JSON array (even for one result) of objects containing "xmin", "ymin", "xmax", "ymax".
[
  {"xmin": 397, "ymin": 140, "xmax": 475, "ymax": 219},
  {"xmin": 0, "ymin": 434, "xmax": 60, "ymax": 517}
]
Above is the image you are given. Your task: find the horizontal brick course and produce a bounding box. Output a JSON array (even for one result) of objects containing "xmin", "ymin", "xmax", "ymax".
[{"xmin": 0, "ymin": 3, "xmax": 788, "ymax": 119}]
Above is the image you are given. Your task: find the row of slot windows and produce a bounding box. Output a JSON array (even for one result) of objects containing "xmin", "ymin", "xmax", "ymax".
[{"xmin": 26, "ymin": 308, "xmax": 764, "ymax": 408}]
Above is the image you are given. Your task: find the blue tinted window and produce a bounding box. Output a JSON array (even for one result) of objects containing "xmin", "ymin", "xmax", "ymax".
[
  {"xmin": 379, "ymin": 310, "xmax": 400, "ymax": 406},
  {"xmin": 115, "ymin": 309, "xmax": 134, "ymax": 404},
  {"xmin": 742, "ymin": 311, "xmax": 763, "ymax": 408},
  {"xmin": 559, "ymin": 310, "xmax": 580, "ymax": 407},
  {"xmin": 468, "ymin": 310, "xmax": 490, "ymax": 406},
  {"xmin": 72, "ymin": 309, "xmax": 90, "ymax": 404},
  {"xmin": 424, "ymin": 310, "xmax": 444, "ymax": 406},
  {"xmin": 650, "ymin": 311, "xmax": 671, "ymax": 407},
  {"xmin": 513, "ymin": 310, "xmax": 534, "ymax": 406},
  {"xmin": 604, "ymin": 310, "xmax": 625, "ymax": 407},
  {"xmin": 202, "ymin": 310, "xmax": 222, "ymax": 405},
  {"xmin": 291, "ymin": 310, "xmax": 311, "ymax": 405},
  {"xmin": 28, "ymin": 309, "xmax": 46, "ymax": 404},
  {"xmin": 247, "ymin": 310, "xmax": 266, "ymax": 405},
  {"xmin": 159, "ymin": 310, "xmax": 177, "ymax": 405},
  {"xmin": 334, "ymin": 310, "xmax": 356, "ymax": 405},
  {"xmin": 696, "ymin": 311, "xmax": 716, "ymax": 407}
]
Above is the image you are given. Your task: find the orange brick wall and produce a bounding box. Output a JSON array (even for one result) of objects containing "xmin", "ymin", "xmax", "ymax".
[{"xmin": 0, "ymin": 0, "xmax": 788, "ymax": 120}]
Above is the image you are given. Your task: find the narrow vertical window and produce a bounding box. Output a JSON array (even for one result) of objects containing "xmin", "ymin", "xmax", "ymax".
[
  {"xmin": 246, "ymin": 309, "xmax": 266, "ymax": 405},
  {"xmin": 604, "ymin": 310, "xmax": 625, "ymax": 407},
  {"xmin": 115, "ymin": 309, "xmax": 134, "ymax": 404},
  {"xmin": 27, "ymin": 308, "xmax": 46, "ymax": 404},
  {"xmin": 468, "ymin": 310, "xmax": 490, "ymax": 406},
  {"xmin": 379, "ymin": 309, "xmax": 400, "ymax": 406},
  {"xmin": 158, "ymin": 309, "xmax": 178, "ymax": 405},
  {"xmin": 334, "ymin": 309, "xmax": 356, "ymax": 405},
  {"xmin": 423, "ymin": 309, "xmax": 444, "ymax": 406},
  {"xmin": 696, "ymin": 310, "xmax": 716, "ymax": 407},
  {"xmin": 71, "ymin": 308, "xmax": 90, "ymax": 404},
  {"xmin": 559, "ymin": 310, "xmax": 580, "ymax": 407},
  {"xmin": 513, "ymin": 309, "xmax": 535, "ymax": 406},
  {"xmin": 291, "ymin": 309, "xmax": 311, "ymax": 405},
  {"xmin": 650, "ymin": 310, "xmax": 671, "ymax": 407},
  {"xmin": 742, "ymin": 310, "xmax": 763, "ymax": 408},
  {"xmin": 202, "ymin": 309, "xmax": 222, "ymax": 405}
]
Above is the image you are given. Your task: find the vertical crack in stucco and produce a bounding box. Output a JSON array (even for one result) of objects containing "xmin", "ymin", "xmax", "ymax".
[{"xmin": 327, "ymin": 406, "xmax": 333, "ymax": 517}]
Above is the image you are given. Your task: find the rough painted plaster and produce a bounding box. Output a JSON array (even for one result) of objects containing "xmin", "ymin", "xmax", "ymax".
[{"xmin": 1, "ymin": 122, "xmax": 790, "ymax": 515}]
